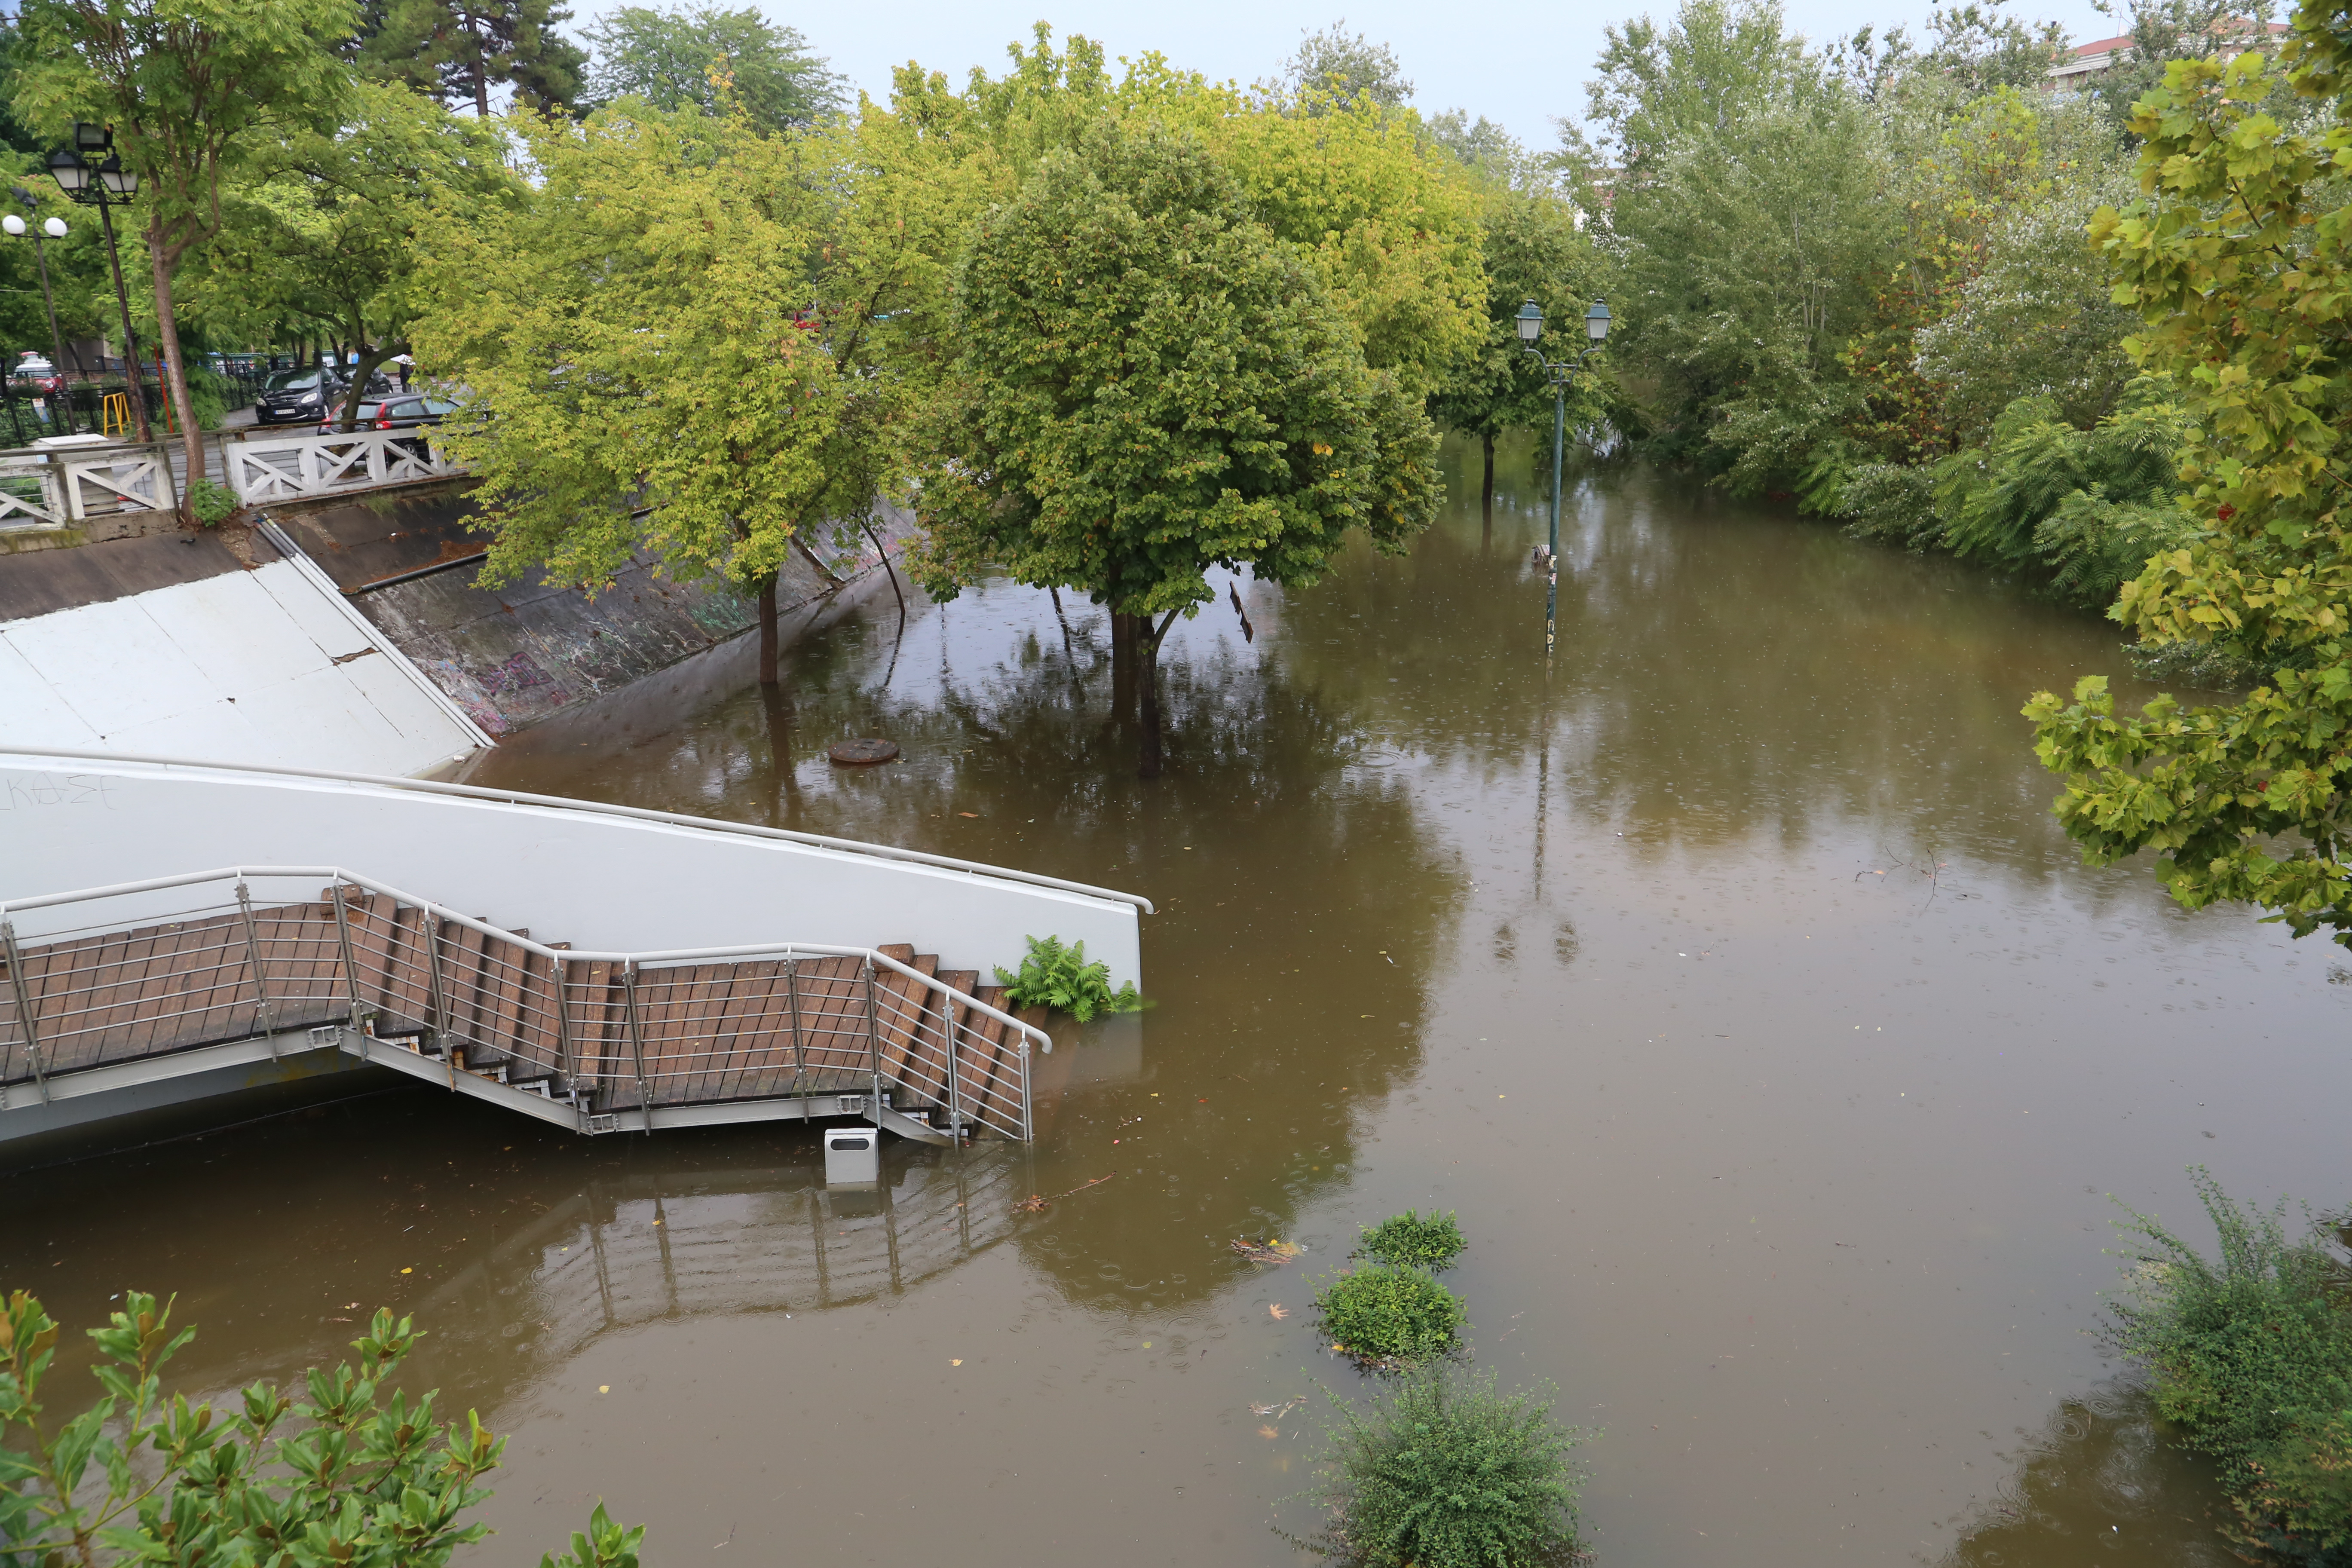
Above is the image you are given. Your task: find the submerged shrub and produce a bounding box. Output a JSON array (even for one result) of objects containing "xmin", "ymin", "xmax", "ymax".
[
  {"xmin": 1307, "ymin": 1367, "xmax": 1590, "ymax": 1568},
  {"xmin": 1356, "ymin": 1210, "xmax": 1467, "ymax": 1271},
  {"xmin": 993, "ymin": 934, "xmax": 1142, "ymax": 1023},
  {"xmin": 2105, "ymin": 1168, "xmax": 2352, "ymax": 1562},
  {"xmin": 1315, "ymin": 1265, "xmax": 1466, "ymax": 1367}
]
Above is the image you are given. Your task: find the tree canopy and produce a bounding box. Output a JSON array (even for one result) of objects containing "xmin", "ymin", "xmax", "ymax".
[
  {"xmin": 2026, "ymin": 0, "xmax": 2352, "ymax": 945},
  {"xmin": 579, "ymin": 3, "xmax": 843, "ymax": 129},
  {"xmin": 910, "ymin": 119, "xmax": 1440, "ymax": 775}
]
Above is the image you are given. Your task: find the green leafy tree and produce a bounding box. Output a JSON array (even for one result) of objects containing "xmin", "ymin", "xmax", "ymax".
[
  {"xmin": 0, "ymin": 1290, "xmax": 635, "ymax": 1566},
  {"xmin": 193, "ymin": 80, "xmax": 516, "ymax": 429},
  {"xmin": 358, "ymin": 0, "xmax": 587, "ymax": 116},
  {"xmin": 13, "ymin": 0, "xmax": 352, "ymax": 507},
  {"xmin": 415, "ymin": 101, "xmax": 843, "ymax": 686},
  {"xmin": 2025, "ymin": 4, "xmax": 2352, "ymax": 945},
  {"xmin": 1276, "ymin": 21, "xmax": 1414, "ymax": 112},
  {"xmin": 580, "ymin": 3, "xmax": 842, "ymax": 129},
  {"xmin": 909, "ymin": 120, "xmax": 1442, "ymax": 777}
]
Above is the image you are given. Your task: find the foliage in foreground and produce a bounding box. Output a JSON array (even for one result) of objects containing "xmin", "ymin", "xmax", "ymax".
[
  {"xmin": 2025, "ymin": 0, "xmax": 2352, "ymax": 948},
  {"xmin": 993, "ymin": 935, "xmax": 1142, "ymax": 1023},
  {"xmin": 0, "ymin": 1289, "xmax": 631, "ymax": 1568},
  {"xmin": 2105, "ymin": 1171, "xmax": 2352, "ymax": 1563},
  {"xmin": 1314, "ymin": 1265, "xmax": 1467, "ymax": 1368},
  {"xmin": 1355, "ymin": 1210, "xmax": 1467, "ymax": 1271},
  {"xmin": 1302, "ymin": 1366, "xmax": 1590, "ymax": 1568}
]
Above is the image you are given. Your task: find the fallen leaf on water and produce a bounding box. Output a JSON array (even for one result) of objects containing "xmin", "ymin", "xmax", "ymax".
[
  {"xmin": 1252, "ymin": 1398, "xmax": 1303, "ymax": 1419},
  {"xmin": 343, "ymin": 1302, "xmax": 360, "ymax": 1309},
  {"xmin": 951, "ymin": 1359, "xmax": 963, "ymax": 1366},
  {"xmin": 959, "ymin": 812, "xmax": 980, "ymax": 818},
  {"xmin": 399, "ymin": 1268, "xmax": 412, "ymax": 1275},
  {"xmin": 1268, "ymin": 1303, "xmax": 1289, "ymax": 1320},
  {"xmin": 1258, "ymin": 1424, "xmax": 1279, "ymax": 1439},
  {"xmin": 598, "ymin": 1385, "xmax": 609, "ymax": 1393},
  {"xmin": 1232, "ymin": 1237, "xmax": 1304, "ymax": 1265}
]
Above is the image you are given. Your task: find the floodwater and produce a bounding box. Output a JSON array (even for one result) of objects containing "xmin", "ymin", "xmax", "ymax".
[{"xmin": 8, "ymin": 438, "xmax": 2348, "ymax": 1568}]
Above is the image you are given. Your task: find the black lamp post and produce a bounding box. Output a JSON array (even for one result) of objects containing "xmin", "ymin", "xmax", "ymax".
[
  {"xmin": 1516, "ymin": 297, "xmax": 1611, "ymax": 660},
  {"xmin": 49, "ymin": 123, "xmax": 150, "ymax": 444},
  {"xmin": 3, "ymin": 191, "xmax": 76, "ymax": 436}
]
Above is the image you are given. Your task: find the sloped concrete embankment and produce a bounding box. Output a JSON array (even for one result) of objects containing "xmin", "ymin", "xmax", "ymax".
[{"xmin": 273, "ymin": 487, "xmax": 916, "ymax": 740}]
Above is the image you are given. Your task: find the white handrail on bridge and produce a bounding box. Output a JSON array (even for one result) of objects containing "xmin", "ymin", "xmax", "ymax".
[{"xmin": 0, "ymin": 748, "xmax": 1156, "ymax": 914}]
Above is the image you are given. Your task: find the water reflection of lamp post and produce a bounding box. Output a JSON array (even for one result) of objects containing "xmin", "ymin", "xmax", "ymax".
[
  {"xmin": 48, "ymin": 123, "xmax": 150, "ymax": 444},
  {"xmin": 4, "ymin": 193, "xmax": 76, "ymax": 435},
  {"xmin": 1516, "ymin": 297, "xmax": 1611, "ymax": 659}
]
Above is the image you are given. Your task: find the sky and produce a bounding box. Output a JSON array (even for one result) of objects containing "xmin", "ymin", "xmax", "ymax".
[{"xmin": 570, "ymin": 0, "xmax": 2126, "ymax": 149}]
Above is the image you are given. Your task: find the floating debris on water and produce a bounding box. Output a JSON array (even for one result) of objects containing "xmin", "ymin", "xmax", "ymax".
[{"xmin": 1232, "ymin": 1237, "xmax": 1305, "ymax": 1265}]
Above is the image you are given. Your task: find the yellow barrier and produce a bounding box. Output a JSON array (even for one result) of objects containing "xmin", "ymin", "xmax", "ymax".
[{"xmin": 100, "ymin": 392, "xmax": 129, "ymax": 437}]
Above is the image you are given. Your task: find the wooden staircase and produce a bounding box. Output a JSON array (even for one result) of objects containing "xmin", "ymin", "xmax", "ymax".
[{"xmin": 1, "ymin": 880, "xmax": 1041, "ymax": 1142}]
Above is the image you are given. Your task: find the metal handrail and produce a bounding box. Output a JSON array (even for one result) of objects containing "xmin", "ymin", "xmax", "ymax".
[
  {"xmin": 0, "ymin": 866, "xmax": 1049, "ymax": 1139},
  {"xmin": 0, "ymin": 749, "xmax": 1155, "ymax": 915}
]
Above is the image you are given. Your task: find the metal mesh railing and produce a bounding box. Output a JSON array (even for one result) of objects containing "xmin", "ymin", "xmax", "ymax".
[{"xmin": 0, "ymin": 867, "xmax": 1043, "ymax": 1140}]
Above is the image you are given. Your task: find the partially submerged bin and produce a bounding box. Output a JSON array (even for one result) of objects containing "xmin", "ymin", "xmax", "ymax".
[{"xmin": 824, "ymin": 1125, "xmax": 879, "ymax": 1185}]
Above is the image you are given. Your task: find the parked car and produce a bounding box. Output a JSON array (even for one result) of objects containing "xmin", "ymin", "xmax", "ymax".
[
  {"xmin": 255, "ymin": 369, "xmax": 346, "ymax": 426},
  {"xmin": 10, "ymin": 352, "xmax": 62, "ymax": 395},
  {"xmin": 313, "ymin": 394, "xmax": 459, "ymax": 435}
]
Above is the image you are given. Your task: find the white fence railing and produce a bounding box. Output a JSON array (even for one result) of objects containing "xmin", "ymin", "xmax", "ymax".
[
  {"xmin": 0, "ymin": 441, "xmax": 180, "ymax": 526},
  {"xmin": 224, "ymin": 429, "xmax": 462, "ymax": 505},
  {"xmin": 0, "ymin": 428, "xmax": 468, "ymax": 530}
]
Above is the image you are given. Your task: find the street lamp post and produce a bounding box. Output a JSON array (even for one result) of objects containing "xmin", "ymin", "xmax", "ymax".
[
  {"xmin": 48, "ymin": 123, "xmax": 150, "ymax": 444},
  {"xmin": 1516, "ymin": 297, "xmax": 1611, "ymax": 660},
  {"xmin": 4, "ymin": 191, "xmax": 77, "ymax": 436}
]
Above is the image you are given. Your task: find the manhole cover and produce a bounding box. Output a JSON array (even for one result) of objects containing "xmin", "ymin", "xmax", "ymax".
[{"xmin": 828, "ymin": 738, "xmax": 900, "ymax": 766}]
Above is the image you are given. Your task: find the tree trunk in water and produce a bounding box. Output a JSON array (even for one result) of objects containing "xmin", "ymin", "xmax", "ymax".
[
  {"xmin": 757, "ymin": 570, "xmax": 780, "ymax": 686},
  {"xmin": 1138, "ymin": 628, "xmax": 1163, "ymax": 778},
  {"xmin": 759, "ymin": 680, "xmax": 800, "ymax": 824},
  {"xmin": 1111, "ymin": 611, "xmax": 1138, "ymax": 720},
  {"xmin": 145, "ymin": 229, "xmax": 202, "ymax": 521},
  {"xmin": 1136, "ymin": 611, "xmax": 1176, "ymax": 779},
  {"xmin": 1481, "ymin": 434, "xmax": 1495, "ymax": 525}
]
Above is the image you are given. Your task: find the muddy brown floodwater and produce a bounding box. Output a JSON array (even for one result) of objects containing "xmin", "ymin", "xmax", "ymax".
[{"xmin": 7, "ymin": 437, "xmax": 2346, "ymax": 1568}]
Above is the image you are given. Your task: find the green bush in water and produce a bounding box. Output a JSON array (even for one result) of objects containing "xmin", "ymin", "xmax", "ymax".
[
  {"xmin": 993, "ymin": 934, "xmax": 1142, "ymax": 1023},
  {"xmin": 2106, "ymin": 1167, "xmax": 2352, "ymax": 1562},
  {"xmin": 1315, "ymin": 1265, "xmax": 1466, "ymax": 1367},
  {"xmin": 1307, "ymin": 1366, "xmax": 1590, "ymax": 1568},
  {"xmin": 1356, "ymin": 1210, "xmax": 1467, "ymax": 1271}
]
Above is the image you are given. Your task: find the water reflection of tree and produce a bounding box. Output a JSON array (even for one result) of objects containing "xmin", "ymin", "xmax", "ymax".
[
  {"xmin": 1270, "ymin": 447, "xmax": 2174, "ymax": 887},
  {"xmin": 1936, "ymin": 1379, "xmax": 2237, "ymax": 1568}
]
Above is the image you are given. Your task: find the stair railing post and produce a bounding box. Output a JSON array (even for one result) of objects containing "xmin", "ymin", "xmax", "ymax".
[
  {"xmin": 943, "ymin": 987, "xmax": 963, "ymax": 1144},
  {"xmin": 551, "ymin": 953, "xmax": 588, "ymax": 1133},
  {"xmin": 327, "ymin": 877, "xmax": 366, "ymax": 1057},
  {"xmin": 234, "ymin": 879, "xmax": 280, "ymax": 1059},
  {"xmin": 861, "ymin": 958, "xmax": 882, "ymax": 1127},
  {"xmin": 1018, "ymin": 1033, "xmax": 1032, "ymax": 1143},
  {"xmin": 2, "ymin": 919, "xmax": 53, "ymax": 1104},
  {"xmin": 620, "ymin": 961, "xmax": 652, "ymax": 1130},
  {"xmin": 423, "ymin": 910, "xmax": 454, "ymax": 1087},
  {"xmin": 784, "ymin": 956, "xmax": 805, "ymax": 1094}
]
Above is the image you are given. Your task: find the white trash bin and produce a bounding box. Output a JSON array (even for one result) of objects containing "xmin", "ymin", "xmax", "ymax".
[{"xmin": 824, "ymin": 1126, "xmax": 879, "ymax": 1185}]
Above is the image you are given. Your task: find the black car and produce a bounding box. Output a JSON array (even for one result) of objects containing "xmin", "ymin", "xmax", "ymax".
[
  {"xmin": 254, "ymin": 369, "xmax": 346, "ymax": 426},
  {"xmin": 256, "ymin": 368, "xmax": 396, "ymax": 426}
]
